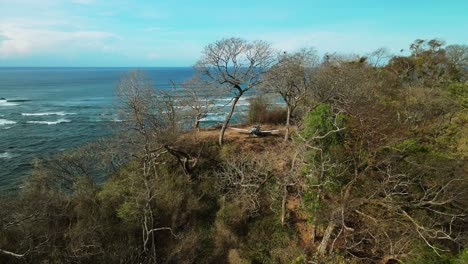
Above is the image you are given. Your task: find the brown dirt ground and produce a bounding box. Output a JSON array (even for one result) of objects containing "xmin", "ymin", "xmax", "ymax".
[
  {"xmin": 201, "ymin": 124, "xmax": 285, "ymax": 143},
  {"xmin": 183, "ymin": 124, "xmax": 290, "ymax": 153}
]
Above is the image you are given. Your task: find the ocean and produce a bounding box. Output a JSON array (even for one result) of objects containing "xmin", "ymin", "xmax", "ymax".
[{"xmin": 0, "ymin": 67, "xmax": 254, "ymax": 192}]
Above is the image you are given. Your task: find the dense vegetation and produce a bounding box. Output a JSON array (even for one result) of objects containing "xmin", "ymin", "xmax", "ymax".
[{"xmin": 1, "ymin": 38, "xmax": 467, "ymax": 264}]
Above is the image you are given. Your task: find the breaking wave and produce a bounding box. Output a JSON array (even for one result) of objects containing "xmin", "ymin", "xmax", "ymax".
[
  {"xmin": 22, "ymin": 112, "xmax": 77, "ymax": 116},
  {"xmin": 199, "ymin": 113, "xmax": 227, "ymax": 122},
  {"xmin": 0, "ymin": 99, "xmax": 18, "ymax": 106},
  {"xmin": 27, "ymin": 119, "xmax": 71, "ymax": 125},
  {"xmin": 0, "ymin": 119, "xmax": 16, "ymax": 126},
  {"xmin": 0, "ymin": 152, "xmax": 14, "ymax": 159}
]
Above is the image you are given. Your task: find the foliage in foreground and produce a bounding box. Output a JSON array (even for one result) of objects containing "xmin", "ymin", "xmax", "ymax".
[{"xmin": 0, "ymin": 38, "xmax": 467, "ymax": 264}]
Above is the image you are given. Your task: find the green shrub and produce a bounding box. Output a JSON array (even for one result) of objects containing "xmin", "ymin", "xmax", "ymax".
[
  {"xmin": 240, "ymin": 215, "xmax": 303, "ymax": 264},
  {"xmin": 298, "ymin": 103, "xmax": 346, "ymax": 147},
  {"xmin": 446, "ymin": 81, "xmax": 468, "ymax": 107},
  {"xmin": 403, "ymin": 245, "xmax": 452, "ymax": 264},
  {"xmin": 452, "ymin": 248, "xmax": 468, "ymax": 264}
]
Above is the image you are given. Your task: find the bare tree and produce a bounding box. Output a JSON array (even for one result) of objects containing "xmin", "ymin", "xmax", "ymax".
[
  {"xmin": 195, "ymin": 37, "xmax": 275, "ymax": 145},
  {"xmin": 176, "ymin": 76, "xmax": 219, "ymax": 132},
  {"xmin": 445, "ymin": 44, "xmax": 468, "ymax": 80},
  {"xmin": 115, "ymin": 70, "xmax": 182, "ymax": 262},
  {"xmin": 276, "ymin": 147, "xmax": 303, "ymax": 226},
  {"xmin": 445, "ymin": 44, "xmax": 468, "ymax": 68},
  {"xmin": 116, "ymin": 71, "xmax": 180, "ymax": 145},
  {"xmin": 310, "ymin": 56, "xmax": 376, "ymax": 113},
  {"xmin": 367, "ymin": 47, "xmax": 392, "ymax": 67},
  {"xmin": 216, "ymin": 155, "xmax": 274, "ymax": 215},
  {"xmin": 294, "ymin": 96, "xmax": 467, "ymax": 261},
  {"xmin": 0, "ymin": 197, "xmax": 36, "ymax": 259},
  {"xmin": 263, "ymin": 48, "xmax": 318, "ymax": 140}
]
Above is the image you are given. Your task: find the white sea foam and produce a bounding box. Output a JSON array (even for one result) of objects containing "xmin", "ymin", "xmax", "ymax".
[
  {"xmin": 22, "ymin": 112, "xmax": 76, "ymax": 116},
  {"xmin": 199, "ymin": 114, "xmax": 227, "ymax": 122},
  {"xmin": 0, "ymin": 152, "xmax": 13, "ymax": 159},
  {"xmin": 214, "ymin": 96, "xmax": 252, "ymax": 104},
  {"xmin": 0, "ymin": 99, "xmax": 18, "ymax": 106},
  {"xmin": 27, "ymin": 119, "xmax": 71, "ymax": 125},
  {"xmin": 0, "ymin": 119, "xmax": 16, "ymax": 126}
]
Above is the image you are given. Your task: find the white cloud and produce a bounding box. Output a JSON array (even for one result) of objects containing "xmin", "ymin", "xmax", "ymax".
[{"xmin": 0, "ymin": 23, "xmax": 116, "ymax": 58}]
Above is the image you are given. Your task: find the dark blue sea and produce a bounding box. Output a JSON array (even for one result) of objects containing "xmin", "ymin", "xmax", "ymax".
[{"xmin": 0, "ymin": 67, "xmax": 255, "ymax": 191}]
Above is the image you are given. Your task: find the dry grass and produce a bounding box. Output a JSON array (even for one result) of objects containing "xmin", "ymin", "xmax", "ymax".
[{"xmin": 184, "ymin": 124, "xmax": 290, "ymax": 153}]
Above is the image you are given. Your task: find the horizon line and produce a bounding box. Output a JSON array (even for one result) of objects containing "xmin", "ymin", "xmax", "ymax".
[{"xmin": 0, "ymin": 66, "xmax": 194, "ymax": 68}]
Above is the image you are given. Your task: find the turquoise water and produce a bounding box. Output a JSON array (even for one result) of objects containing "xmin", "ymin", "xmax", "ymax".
[
  {"xmin": 0, "ymin": 67, "xmax": 267, "ymax": 191},
  {"xmin": 0, "ymin": 67, "xmax": 198, "ymax": 191}
]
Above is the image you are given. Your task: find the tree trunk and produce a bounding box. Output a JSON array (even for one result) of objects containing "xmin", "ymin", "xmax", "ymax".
[
  {"xmin": 194, "ymin": 119, "xmax": 200, "ymax": 132},
  {"xmin": 281, "ymin": 185, "xmax": 287, "ymax": 226},
  {"xmin": 219, "ymin": 96, "xmax": 241, "ymax": 145},
  {"xmin": 317, "ymin": 221, "xmax": 335, "ymax": 255},
  {"xmin": 284, "ymin": 105, "xmax": 291, "ymax": 141}
]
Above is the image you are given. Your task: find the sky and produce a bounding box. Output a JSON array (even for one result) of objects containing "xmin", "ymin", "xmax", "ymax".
[{"xmin": 0, "ymin": 0, "xmax": 467, "ymax": 67}]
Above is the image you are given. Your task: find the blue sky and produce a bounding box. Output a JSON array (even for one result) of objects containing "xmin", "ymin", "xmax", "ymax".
[{"xmin": 0, "ymin": 0, "xmax": 466, "ymax": 67}]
